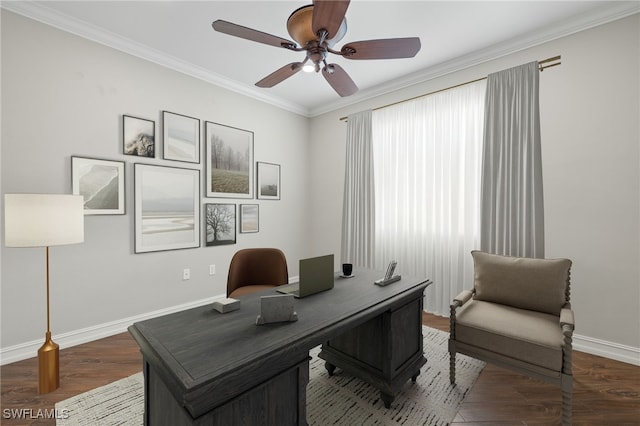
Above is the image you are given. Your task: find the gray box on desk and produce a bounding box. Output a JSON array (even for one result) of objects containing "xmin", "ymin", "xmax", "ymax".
[{"xmin": 213, "ymin": 298, "xmax": 240, "ymax": 314}]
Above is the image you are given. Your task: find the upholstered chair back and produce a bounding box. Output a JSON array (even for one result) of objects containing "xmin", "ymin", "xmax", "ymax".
[{"xmin": 471, "ymin": 250, "xmax": 572, "ymax": 316}]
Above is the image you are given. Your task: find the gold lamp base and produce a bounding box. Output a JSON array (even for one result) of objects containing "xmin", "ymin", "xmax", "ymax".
[{"xmin": 37, "ymin": 331, "xmax": 59, "ymax": 394}]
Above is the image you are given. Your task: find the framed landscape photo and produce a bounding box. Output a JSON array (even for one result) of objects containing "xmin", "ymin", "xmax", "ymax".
[
  {"xmin": 162, "ymin": 111, "xmax": 200, "ymax": 163},
  {"xmin": 134, "ymin": 164, "xmax": 200, "ymax": 253},
  {"xmin": 257, "ymin": 162, "xmax": 280, "ymax": 200},
  {"xmin": 205, "ymin": 203, "xmax": 236, "ymax": 246},
  {"xmin": 123, "ymin": 115, "xmax": 155, "ymax": 158},
  {"xmin": 205, "ymin": 122, "xmax": 254, "ymax": 198},
  {"xmin": 240, "ymin": 204, "xmax": 259, "ymax": 233},
  {"xmin": 71, "ymin": 156, "xmax": 125, "ymax": 215}
]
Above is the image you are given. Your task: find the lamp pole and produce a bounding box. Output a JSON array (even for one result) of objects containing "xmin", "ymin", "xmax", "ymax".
[{"xmin": 38, "ymin": 246, "xmax": 59, "ymax": 394}]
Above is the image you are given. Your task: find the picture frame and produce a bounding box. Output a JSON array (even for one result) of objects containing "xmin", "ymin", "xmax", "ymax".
[
  {"xmin": 71, "ymin": 156, "xmax": 125, "ymax": 215},
  {"xmin": 134, "ymin": 164, "xmax": 200, "ymax": 253},
  {"xmin": 205, "ymin": 122, "xmax": 254, "ymax": 198},
  {"xmin": 205, "ymin": 203, "xmax": 236, "ymax": 246},
  {"xmin": 123, "ymin": 115, "xmax": 155, "ymax": 158},
  {"xmin": 162, "ymin": 111, "xmax": 200, "ymax": 163},
  {"xmin": 257, "ymin": 162, "xmax": 281, "ymax": 200},
  {"xmin": 240, "ymin": 204, "xmax": 259, "ymax": 233}
]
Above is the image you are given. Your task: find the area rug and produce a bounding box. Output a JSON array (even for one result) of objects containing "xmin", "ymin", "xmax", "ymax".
[{"xmin": 56, "ymin": 326, "xmax": 484, "ymax": 425}]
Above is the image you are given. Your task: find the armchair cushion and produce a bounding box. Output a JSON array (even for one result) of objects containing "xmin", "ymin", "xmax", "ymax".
[
  {"xmin": 455, "ymin": 299, "xmax": 564, "ymax": 371},
  {"xmin": 471, "ymin": 251, "xmax": 572, "ymax": 315}
]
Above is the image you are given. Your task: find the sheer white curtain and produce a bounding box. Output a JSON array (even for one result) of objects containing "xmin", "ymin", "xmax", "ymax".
[
  {"xmin": 372, "ymin": 80, "xmax": 486, "ymax": 315},
  {"xmin": 480, "ymin": 62, "xmax": 544, "ymax": 258},
  {"xmin": 341, "ymin": 110, "xmax": 376, "ymax": 268}
]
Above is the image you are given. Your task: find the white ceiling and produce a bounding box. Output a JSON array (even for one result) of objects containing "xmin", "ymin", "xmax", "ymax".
[{"xmin": 3, "ymin": 1, "xmax": 639, "ymax": 116}]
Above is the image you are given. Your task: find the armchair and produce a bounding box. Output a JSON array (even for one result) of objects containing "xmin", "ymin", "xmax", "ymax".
[{"xmin": 449, "ymin": 250, "xmax": 574, "ymax": 425}]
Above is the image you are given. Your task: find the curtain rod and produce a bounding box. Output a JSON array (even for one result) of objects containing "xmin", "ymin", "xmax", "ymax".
[{"xmin": 339, "ymin": 55, "xmax": 561, "ymax": 121}]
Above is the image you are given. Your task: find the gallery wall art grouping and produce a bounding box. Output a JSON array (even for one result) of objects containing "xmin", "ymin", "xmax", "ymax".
[{"xmin": 70, "ymin": 111, "xmax": 280, "ymax": 253}]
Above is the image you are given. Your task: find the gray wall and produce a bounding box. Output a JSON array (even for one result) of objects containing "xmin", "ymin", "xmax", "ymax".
[
  {"xmin": 307, "ymin": 15, "xmax": 640, "ymax": 364},
  {"xmin": 1, "ymin": 11, "xmax": 310, "ymax": 356}
]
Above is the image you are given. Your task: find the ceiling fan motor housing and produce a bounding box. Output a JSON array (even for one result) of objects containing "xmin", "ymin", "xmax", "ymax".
[{"xmin": 287, "ymin": 5, "xmax": 347, "ymax": 47}]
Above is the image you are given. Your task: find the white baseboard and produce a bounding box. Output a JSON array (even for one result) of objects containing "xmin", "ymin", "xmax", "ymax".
[
  {"xmin": 573, "ymin": 333, "xmax": 640, "ymax": 366},
  {"xmin": 0, "ymin": 294, "xmax": 224, "ymax": 366}
]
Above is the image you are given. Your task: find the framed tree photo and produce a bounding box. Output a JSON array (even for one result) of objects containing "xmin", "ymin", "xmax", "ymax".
[
  {"xmin": 162, "ymin": 111, "xmax": 200, "ymax": 163},
  {"xmin": 205, "ymin": 122, "xmax": 254, "ymax": 198},
  {"xmin": 123, "ymin": 115, "xmax": 155, "ymax": 158},
  {"xmin": 257, "ymin": 162, "xmax": 281, "ymax": 200},
  {"xmin": 205, "ymin": 203, "xmax": 236, "ymax": 246},
  {"xmin": 240, "ymin": 204, "xmax": 259, "ymax": 233},
  {"xmin": 134, "ymin": 164, "xmax": 200, "ymax": 253},
  {"xmin": 71, "ymin": 156, "xmax": 125, "ymax": 215}
]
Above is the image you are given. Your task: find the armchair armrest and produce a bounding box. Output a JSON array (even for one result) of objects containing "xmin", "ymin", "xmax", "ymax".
[
  {"xmin": 450, "ymin": 289, "xmax": 474, "ymax": 339},
  {"xmin": 451, "ymin": 290, "xmax": 474, "ymax": 309},
  {"xmin": 560, "ymin": 308, "xmax": 575, "ymax": 332},
  {"xmin": 559, "ymin": 307, "xmax": 574, "ymax": 375}
]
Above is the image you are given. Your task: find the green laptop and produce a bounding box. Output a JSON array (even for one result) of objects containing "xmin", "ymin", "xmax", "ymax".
[{"xmin": 277, "ymin": 254, "xmax": 334, "ymax": 298}]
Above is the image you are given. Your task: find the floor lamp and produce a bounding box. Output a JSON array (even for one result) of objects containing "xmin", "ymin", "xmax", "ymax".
[{"xmin": 4, "ymin": 193, "xmax": 84, "ymax": 394}]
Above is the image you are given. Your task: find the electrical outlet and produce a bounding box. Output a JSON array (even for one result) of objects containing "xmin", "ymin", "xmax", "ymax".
[
  {"xmin": 183, "ymin": 268, "xmax": 190, "ymax": 281},
  {"xmin": 209, "ymin": 264, "xmax": 216, "ymax": 275}
]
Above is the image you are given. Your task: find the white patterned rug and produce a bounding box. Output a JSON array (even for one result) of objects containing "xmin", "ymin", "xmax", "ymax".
[{"xmin": 56, "ymin": 327, "xmax": 484, "ymax": 425}]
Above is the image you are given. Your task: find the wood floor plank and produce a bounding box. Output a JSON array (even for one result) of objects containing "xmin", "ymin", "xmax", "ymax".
[{"xmin": 1, "ymin": 313, "xmax": 638, "ymax": 425}]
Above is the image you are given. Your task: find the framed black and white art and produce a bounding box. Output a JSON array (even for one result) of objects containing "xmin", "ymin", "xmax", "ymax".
[
  {"xmin": 123, "ymin": 115, "xmax": 155, "ymax": 158},
  {"xmin": 71, "ymin": 156, "xmax": 125, "ymax": 215},
  {"xmin": 240, "ymin": 204, "xmax": 259, "ymax": 233},
  {"xmin": 257, "ymin": 162, "xmax": 280, "ymax": 200},
  {"xmin": 162, "ymin": 111, "xmax": 200, "ymax": 164},
  {"xmin": 205, "ymin": 203, "xmax": 236, "ymax": 246},
  {"xmin": 134, "ymin": 164, "xmax": 200, "ymax": 253},
  {"xmin": 205, "ymin": 122, "xmax": 254, "ymax": 198}
]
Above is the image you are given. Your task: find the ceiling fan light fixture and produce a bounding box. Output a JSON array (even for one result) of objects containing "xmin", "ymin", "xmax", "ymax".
[
  {"xmin": 287, "ymin": 4, "xmax": 347, "ymax": 47},
  {"xmin": 302, "ymin": 63, "xmax": 316, "ymax": 73}
]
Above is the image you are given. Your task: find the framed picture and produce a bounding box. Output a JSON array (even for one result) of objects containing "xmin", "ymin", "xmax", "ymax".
[
  {"xmin": 257, "ymin": 162, "xmax": 281, "ymax": 200},
  {"xmin": 205, "ymin": 203, "xmax": 236, "ymax": 246},
  {"xmin": 240, "ymin": 204, "xmax": 259, "ymax": 233},
  {"xmin": 123, "ymin": 115, "xmax": 155, "ymax": 158},
  {"xmin": 162, "ymin": 111, "xmax": 200, "ymax": 163},
  {"xmin": 134, "ymin": 164, "xmax": 200, "ymax": 253},
  {"xmin": 71, "ymin": 156, "xmax": 125, "ymax": 215},
  {"xmin": 205, "ymin": 122, "xmax": 254, "ymax": 198}
]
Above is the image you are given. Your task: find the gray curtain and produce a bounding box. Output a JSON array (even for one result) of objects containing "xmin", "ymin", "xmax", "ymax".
[
  {"xmin": 341, "ymin": 110, "xmax": 375, "ymax": 267},
  {"xmin": 480, "ymin": 62, "xmax": 545, "ymax": 258}
]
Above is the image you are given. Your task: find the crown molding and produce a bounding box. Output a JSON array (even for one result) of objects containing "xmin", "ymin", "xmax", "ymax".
[
  {"xmin": 1, "ymin": 1, "xmax": 310, "ymax": 117},
  {"xmin": 3, "ymin": 1, "xmax": 639, "ymax": 118},
  {"xmin": 308, "ymin": 2, "xmax": 640, "ymax": 117}
]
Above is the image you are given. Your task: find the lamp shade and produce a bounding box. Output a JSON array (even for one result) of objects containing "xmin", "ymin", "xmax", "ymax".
[{"xmin": 4, "ymin": 194, "xmax": 84, "ymax": 247}]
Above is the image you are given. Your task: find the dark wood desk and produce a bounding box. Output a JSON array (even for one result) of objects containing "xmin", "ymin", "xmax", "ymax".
[{"xmin": 129, "ymin": 269, "xmax": 431, "ymax": 425}]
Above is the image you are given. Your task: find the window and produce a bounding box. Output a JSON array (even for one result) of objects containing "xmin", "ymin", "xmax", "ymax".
[{"xmin": 371, "ymin": 80, "xmax": 486, "ymax": 314}]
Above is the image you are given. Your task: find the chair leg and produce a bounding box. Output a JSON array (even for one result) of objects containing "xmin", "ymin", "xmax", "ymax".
[
  {"xmin": 561, "ymin": 374, "xmax": 572, "ymax": 426},
  {"xmin": 449, "ymin": 351, "xmax": 456, "ymax": 385}
]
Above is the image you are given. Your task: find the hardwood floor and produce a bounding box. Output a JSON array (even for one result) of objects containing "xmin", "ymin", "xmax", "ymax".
[{"xmin": 1, "ymin": 313, "xmax": 638, "ymax": 425}]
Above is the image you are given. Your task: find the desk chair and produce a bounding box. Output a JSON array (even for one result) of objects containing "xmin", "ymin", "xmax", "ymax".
[
  {"xmin": 449, "ymin": 250, "xmax": 574, "ymax": 425},
  {"xmin": 227, "ymin": 248, "xmax": 289, "ymax": 298}
]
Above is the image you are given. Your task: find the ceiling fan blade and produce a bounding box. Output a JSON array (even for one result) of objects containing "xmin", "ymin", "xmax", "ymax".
[
  {"xmin": 322, "ymin": 63, "xmax": 358, "ymax": 97},
  {"xmin": 212, "ymin": 20, "xmax": 296, "ymax": 49},
  {"xmin": 341, "ymin": 37, "xmax": 421, "ymax": 60},
  {"xmin": 312, "ymin": 0, "xmax": 350, "ymax": 40},
  {"xmin": 256, "ymin": 62, "xmax": 304, "ymax": 88}
]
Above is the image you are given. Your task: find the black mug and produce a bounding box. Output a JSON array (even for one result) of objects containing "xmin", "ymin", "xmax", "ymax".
[{"xmin": 342, "ymin": 263, "xmax": 353, "ymax": 276}]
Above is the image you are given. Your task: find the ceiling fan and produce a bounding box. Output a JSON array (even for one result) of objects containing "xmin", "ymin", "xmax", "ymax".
[{"xmin": 212, "ymin": 0, "xmax": 421, "ymax": 97}]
